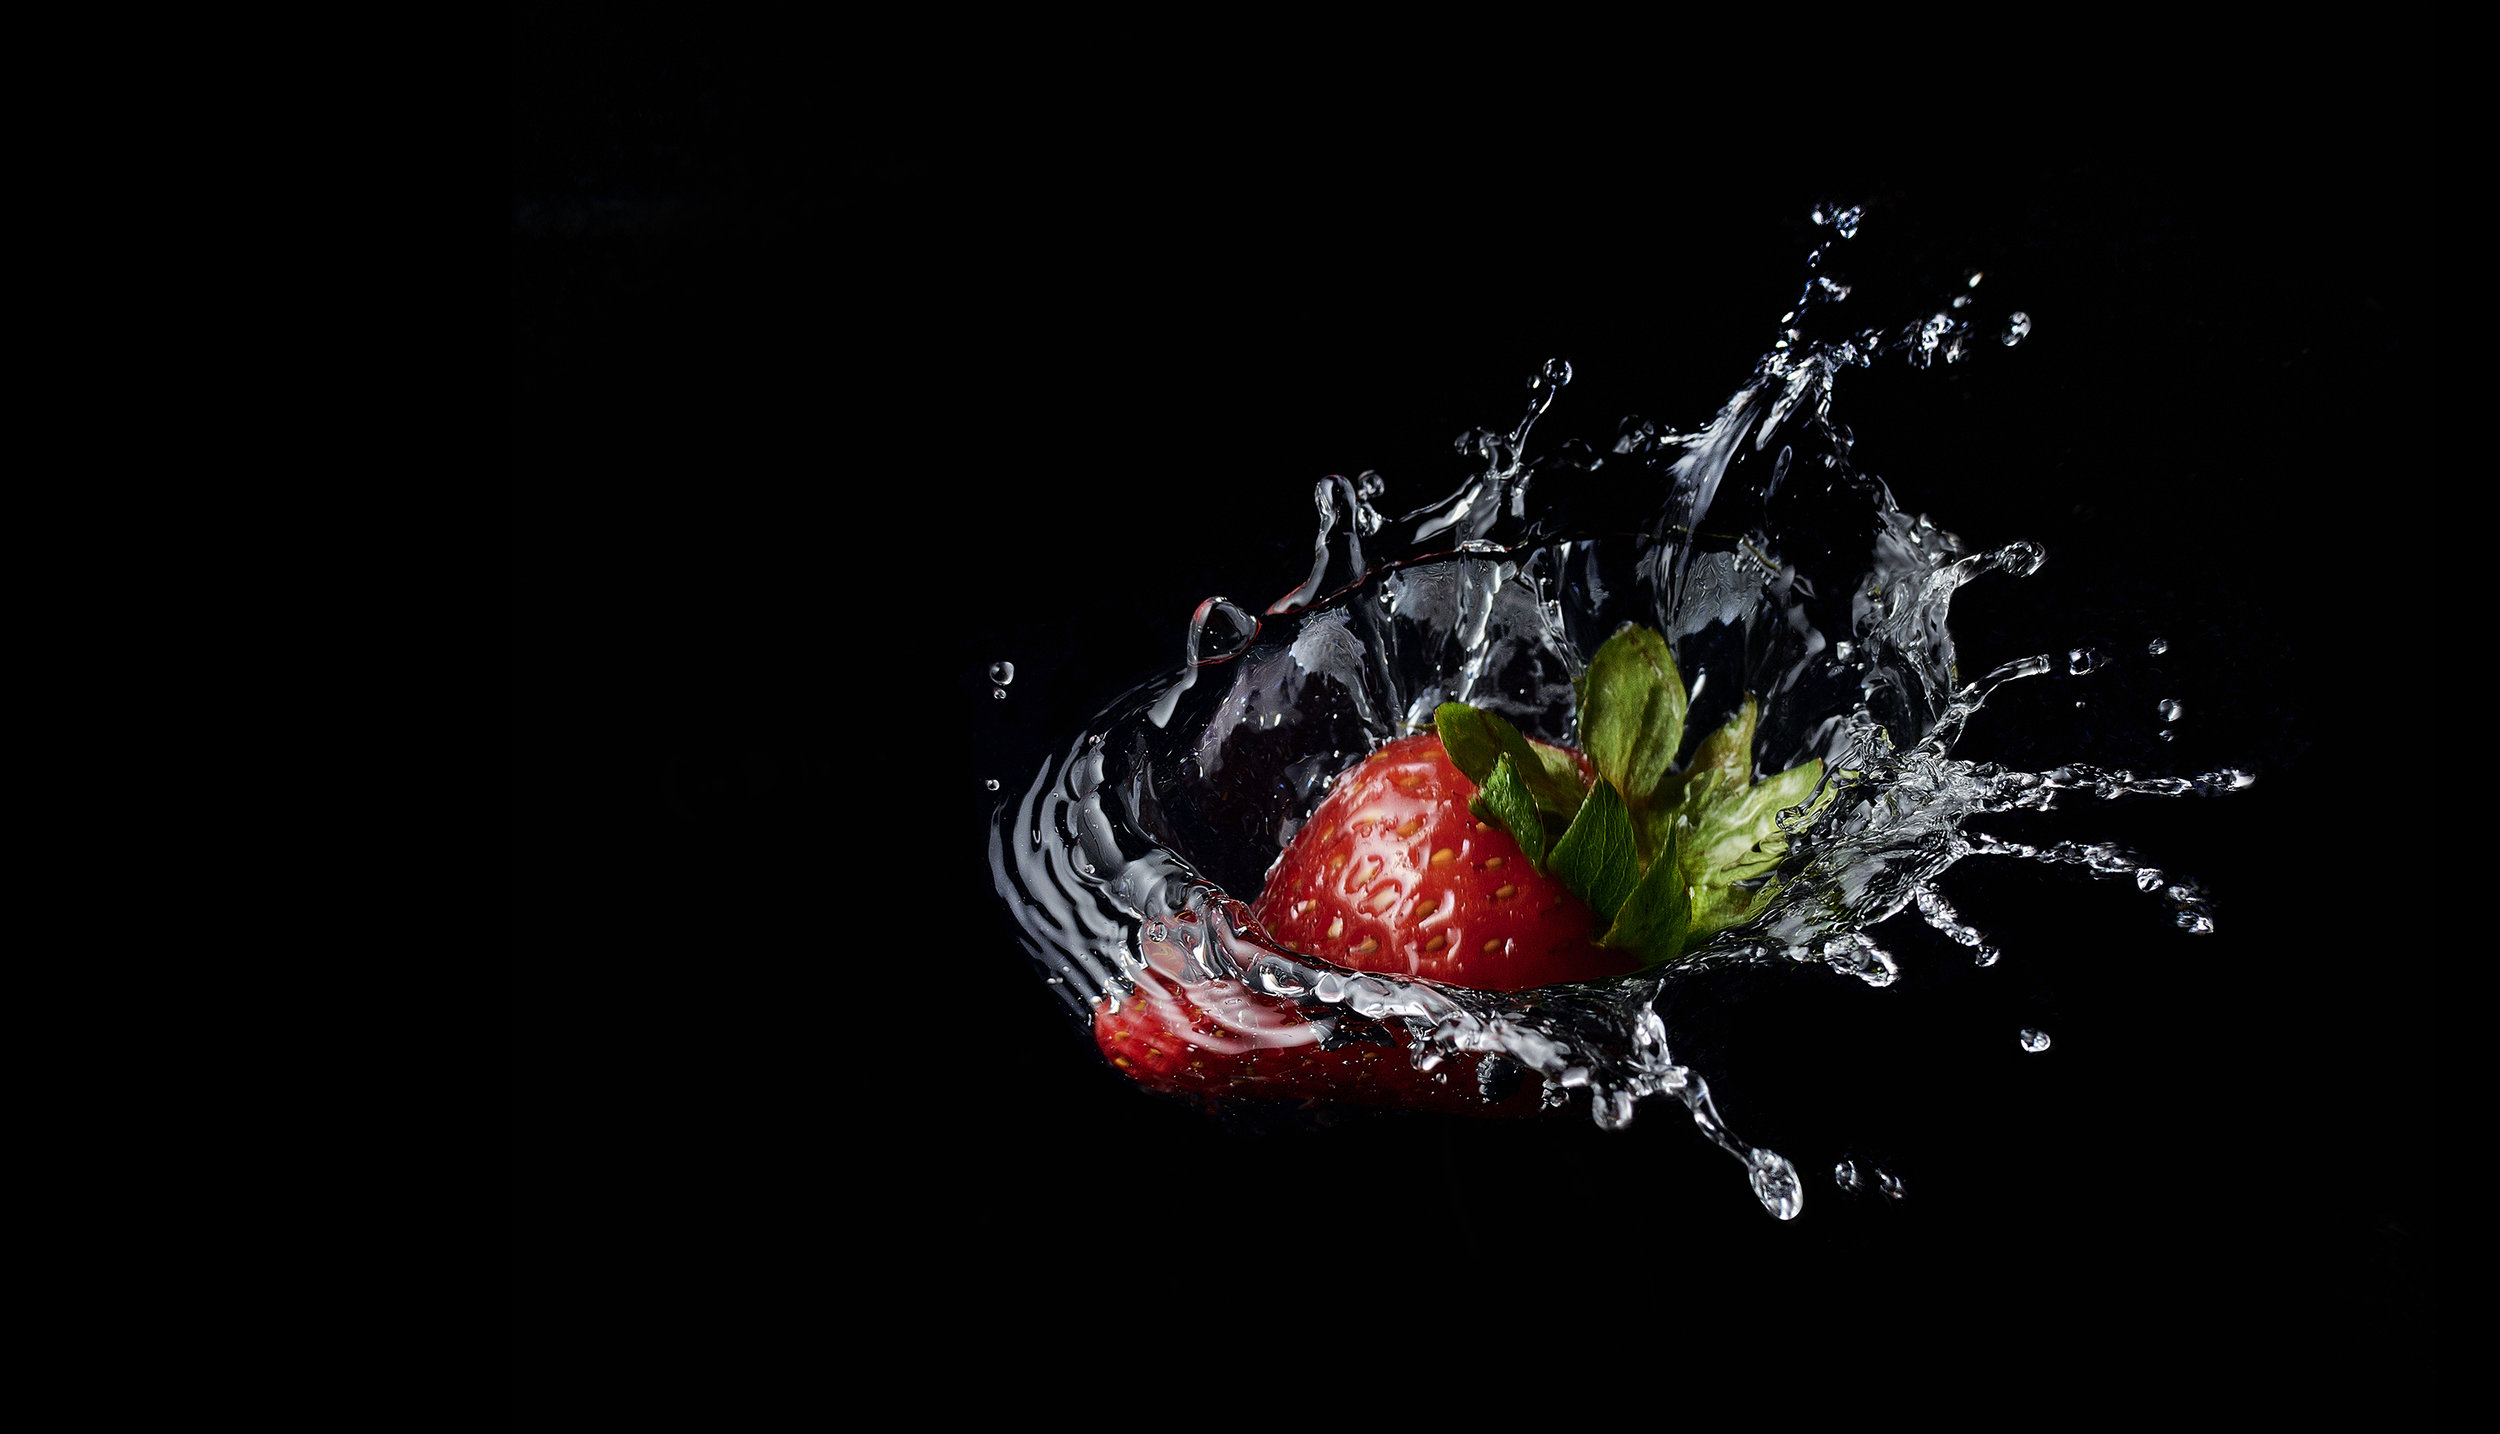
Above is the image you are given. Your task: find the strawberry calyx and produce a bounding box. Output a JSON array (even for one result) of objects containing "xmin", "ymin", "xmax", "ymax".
[{"xmin": 1433, "ymin": 623, "xmax": 1833, "ymax": 968}]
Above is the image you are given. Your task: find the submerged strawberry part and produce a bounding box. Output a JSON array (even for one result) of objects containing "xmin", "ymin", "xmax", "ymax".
[{"xmin": 1091, "ymin": 925, "xmax": 1544, "ymax": 1115}]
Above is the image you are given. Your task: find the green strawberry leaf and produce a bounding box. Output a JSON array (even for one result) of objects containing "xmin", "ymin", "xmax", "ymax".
[
  {"xmin": 1528, "ymin": 740, "xmax": 1586, "ymax": 803},
  {"xmin": 1598, "ymin": 821, "xmax": 1692, "ymax": 965},
  {"xmin": 1726, "ymin": 754, "xmax": 1829, "ymax": 835},
  {"xmin": 1548, "ymin": 777, "xmax": 1640, "ymax": 930},
  {"xmin": 1443, "ymin": 626, "xmax": 1842, "ymax": 966},
  {"xmin": 1468, "ymin": 753, "xmax": 1548, "ymax": 875},
  {"xmin": 1718, "ymin": 840, "xmax": 1792, "ymax": 886},
  {"xmin": 1578, "ymin": 625, "xmax": 1684, "ymax": 809},
  {"xmin": 1435, "ymin": 702, "xmax": 1584, "ymax": 821},
  {"xmin": 1434, "ymin": 700, "xmax": 1511, "ymax": 784},
  {"xmin": 1688, "ymin": 875, "xmax": 1774, "ymax": 940},
  {"xmin": 1676, "ymin": 745, "xmax": 1831, "ymax": 941},
  {"xmin": 1682, "ymin": 757, "xmax": 1826, "ymax": 876},
  {"xmin": 1677, "ymin": 696, "xmax": 1760, "ymax": 815}
]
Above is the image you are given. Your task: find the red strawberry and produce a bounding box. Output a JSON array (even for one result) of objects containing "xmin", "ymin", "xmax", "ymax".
[
  {"xmin": 1089, "ymin": 624, "xmax": 1830, "ymax": 1117},
  {"xmin": 1249, "ymin": 733, "xmax": 1637, "ymax": 992},
  {"xmin": 1091, "ymin": 732, "xmax": 1633, "ymax": 1116}
]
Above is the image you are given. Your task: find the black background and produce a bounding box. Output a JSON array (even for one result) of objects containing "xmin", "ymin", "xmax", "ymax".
[{"xmin": 512, "ymin": 11, "xmax": 2442, "ymax": 1417}]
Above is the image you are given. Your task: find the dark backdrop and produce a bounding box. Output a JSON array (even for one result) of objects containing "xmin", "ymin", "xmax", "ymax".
[{"xmin": 512, "ymin": 12, "xmax": 2441, "ymax": 1416}]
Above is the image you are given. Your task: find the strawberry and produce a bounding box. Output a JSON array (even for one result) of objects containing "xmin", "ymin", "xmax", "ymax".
[
  {"xmin": 1094, "ymin": 624, "xmax": 1833, "ymax": 1115},
  {"xmin": 1248, "ymin": 733, "xmax": 1634, "ymax": 992}
]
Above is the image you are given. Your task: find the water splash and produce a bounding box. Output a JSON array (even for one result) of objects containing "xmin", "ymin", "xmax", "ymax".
[{"xmin": 989, "ymin": 210, "xmax": 2245, "ymax": 1220}]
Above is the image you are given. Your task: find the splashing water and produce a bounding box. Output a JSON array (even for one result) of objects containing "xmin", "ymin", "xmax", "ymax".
[{"xmin": 987, "ymin": 210, "xmax": 2248, "ymax": 1220}]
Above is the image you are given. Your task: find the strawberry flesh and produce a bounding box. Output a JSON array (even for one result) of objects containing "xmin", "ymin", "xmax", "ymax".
[{"xmin": 1250, "ymin": 733, "xmax": 1637, "ymax": 992}]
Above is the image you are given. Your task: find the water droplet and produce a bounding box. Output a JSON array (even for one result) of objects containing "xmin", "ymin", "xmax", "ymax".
[
  {"xmin": 2158, "ymin": 729, "xmax": 2175, "ymax": 741},
  {"xmin": 1750, "ymin": 1151, "xmax": 1804, "ymax": 1220},
  {"xmin": 1912, "ymin": 311, "xmax": 1953, "ymax": 366},
  {"xmin": 2067, "ymin": 646, "xmax": 2105, "ymax": 676},
  {"xmin": 1974, "ymin": 947, "xmax": 2001, "ymax": 968},
  {"xmin": 1951, "ymin": 294, "xmax": 1972, "ymax": 309},
  {"xmin": 2157, "ymin": 699, "xmax": 2184, "ymax": 721},
  {"xmin": 984, "ymin": 778, "xmax": 1000, "ymax": 791},
  {"xmin": 2146, "ymin": 637, "xmax": 2169, "ymax": 655},
  {"xmin": 993, "ymin": 687, "xmax": 1008, "ymax": 700},
  {"xmin": 1876, "ymin": 1170, "xmax": 1905, "ymax": 1200},
  {"xmin": 2002, "ymin": 312, "xmax": 2032, "ymax": 346},
  {"xmin": 1835, "ymin": 1159, "xmax": 1865, "ymax": 1192},
  {"xmin": 1539, "ymin": 356, "xmax": 1573, "ymax": 387},
  {"xmin": 989, "ymin": 660, "xmax": 1016, "ymax": 685},
  {"xmin": 2021, "ymin": 1029, "xmax": 2052, "ymax": 1052},
  {"xmin": 1992, "ymin": 540, "xmax": 2047, "ymax": 577}
]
